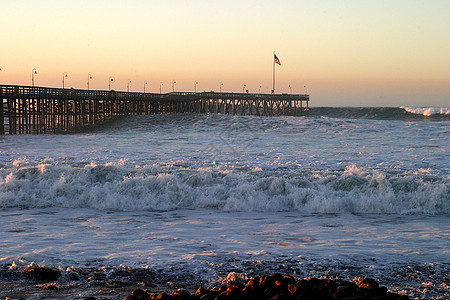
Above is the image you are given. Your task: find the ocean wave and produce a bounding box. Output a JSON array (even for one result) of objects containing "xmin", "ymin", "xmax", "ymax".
[
  {"xmin": 308, "ymin": 107, "xmax": 450, "ymax": 120},
  {"xmin": 1, "ymin": 161, "xmax": 448, "ymax": 214},
  {"xmin": 401, "ymin": 106, "xmax": 450, "ymax": 116}
]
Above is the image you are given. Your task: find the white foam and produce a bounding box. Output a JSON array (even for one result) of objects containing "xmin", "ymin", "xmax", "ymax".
[
  {"xmin": 401, "ymin": 106, "xmax": 450, "ymax": 116},
  {"xmin": 1, "ymin": 162, "xmax": 447, "ymax": 214},
  {"xmin": 1, "ymin": 114, "xmax": 448, "ymax": 300}
]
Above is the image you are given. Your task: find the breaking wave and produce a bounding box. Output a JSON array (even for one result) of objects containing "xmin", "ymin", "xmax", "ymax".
[
  {"xmin": 309, "ymin": 107, "xmax": 450, "ymax": 120},
  {"xmin": 1, "ymin": 161, "xmax": 448, "ymax": 214},
  {"xmin": 400, "ymin": 106, "xmax": 450, "ymax": 116}
]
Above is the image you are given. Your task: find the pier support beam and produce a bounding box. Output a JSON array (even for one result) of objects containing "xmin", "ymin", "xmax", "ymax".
[
  {"xmin": 0, "ymin": 98, "xmax": 4, "ymax": 135},
  {"xmin": 0, "ymin": 85, "xmax": 309, "ymax": 134}
]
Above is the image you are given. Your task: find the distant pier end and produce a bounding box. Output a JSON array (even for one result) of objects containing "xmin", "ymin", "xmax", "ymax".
[{"xmin": 0, "ymin": 85, "xmax": 309, "ymax": 134}]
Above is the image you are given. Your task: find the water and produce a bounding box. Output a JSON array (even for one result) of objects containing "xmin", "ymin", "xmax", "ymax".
[{"xmin": 0, "ymin": 106, "xmax": 449, "ymax": 299}]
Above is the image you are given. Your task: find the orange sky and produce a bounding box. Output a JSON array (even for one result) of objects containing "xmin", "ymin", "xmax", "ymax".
[{"xmin": 1, "ymin": 0, "xmax": 449, "ymax": 106}]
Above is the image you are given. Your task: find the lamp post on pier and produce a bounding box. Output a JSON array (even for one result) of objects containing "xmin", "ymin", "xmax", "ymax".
[
  {"xmin": 144, "ymin": 81, "xmax": 148, "ymax": 93},
  {"xmin": 219, "ymin": 82, "xmax": 223, "ymax": 93},
  {"xmin": 87, "ymin": 74, "xmax": 92, "ymax": 90},
  {"xmin": 195, "ymin": 81, "xmax": 198, "ymax": 93},
  {"xmin": 242, "ymin": 83, "xmax": 246, "ymax": 93},
  {"xmin": 289, "ymin": 84, "xmax": 292, "ymax": 94},
  {"xmin": 32, "ymin": 68, "xmax": 38, "ymax": 87},
  {"xmin": 160, "ymin": 82, "xmax": 163, "ymax": 94},
  {"xmin": 172, "ymin": 80, "xmax": 176, "ymax": 92},
  {"xmin": 109, "ymin": 76, "xmax": 114, "ymax": 91},
  {"xmin": 62, "ymin": 72, "xmax": 68, "ymax": 88},
  {"xmin": 127, "ymin": 79, "xmax": 131, "ymax": 92}
]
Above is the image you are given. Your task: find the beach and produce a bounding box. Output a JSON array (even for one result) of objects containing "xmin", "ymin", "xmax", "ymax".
[{"xmin": 1, "ymin": 109, "xmax": 448, "ymax": 299}]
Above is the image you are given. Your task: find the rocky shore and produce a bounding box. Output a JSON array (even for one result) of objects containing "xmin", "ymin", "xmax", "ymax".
[
  {"xmin": 2, "ymin": 263, "xmax": 448, "ymax": 299},
  {"xmin": 2, "ymin": 267, "xmax": 412, "ymax": 300},
  {"xmin": 118, "ymin": 273, "xmax": 410, "ymax": 300}
]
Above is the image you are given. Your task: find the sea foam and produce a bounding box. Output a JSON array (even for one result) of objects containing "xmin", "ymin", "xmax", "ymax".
[
  {"xmin": 401, "ymin": 106, "xmax": 450, "ymax": 116},
  {"xmin": 1, "ymin": 161, "xmax": 447, "ymax": 214}
]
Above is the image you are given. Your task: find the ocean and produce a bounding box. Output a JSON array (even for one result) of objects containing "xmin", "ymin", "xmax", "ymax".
[{"xmin": 0, "ymin": 106, "xmax": 449, "ymax": 299}]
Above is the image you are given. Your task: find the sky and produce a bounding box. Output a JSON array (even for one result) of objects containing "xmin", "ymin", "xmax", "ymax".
[{"xmin": 1, "ymin": 0, "xmax": 449, "ymax": 106}]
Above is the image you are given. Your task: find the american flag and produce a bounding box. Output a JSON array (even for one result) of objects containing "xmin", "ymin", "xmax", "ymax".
[{"xmin": 274, "ymin": 54, "xmax": 281, "ymax": 65}]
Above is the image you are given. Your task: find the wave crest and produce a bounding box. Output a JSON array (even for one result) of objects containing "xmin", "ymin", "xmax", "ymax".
[
  {"xmin": 401, "ymin": 106, "xmax": 450, "ymax": 116},
  {"xmin": 308, "ymin": 107, "xmax": 450, "ymax": 120},
  {"xmin": 1, "ymin": 162, "xmax": 448, "ymax": 215}
]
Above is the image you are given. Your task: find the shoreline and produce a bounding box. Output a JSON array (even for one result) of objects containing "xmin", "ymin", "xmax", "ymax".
[
  {"xmin": 0, "ymin": 273, "xmax": 414, "ymax": 300},
  {"xmin": 1, "ymin": 263, "xmax": 448, "ymax": 299}
]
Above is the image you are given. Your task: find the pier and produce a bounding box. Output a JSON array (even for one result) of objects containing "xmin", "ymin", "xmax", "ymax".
[{"xmin": 0, "ymin": 84, "xmax": 309, "ymax": 134}]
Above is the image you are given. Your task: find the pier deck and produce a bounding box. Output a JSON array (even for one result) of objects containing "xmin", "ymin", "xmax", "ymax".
[{"xmin": 0, "ymin": 85, "xmax": 309, "ymax": 134}]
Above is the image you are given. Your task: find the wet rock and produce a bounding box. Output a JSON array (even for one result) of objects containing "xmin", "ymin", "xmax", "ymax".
[
  {"xmin": 198, "ymin": 290, "xmax": 219, "ymax": 300},
  {"xmin": 272, "ymin": 294, "xmax": 289, "ymax": 300},
  {"xmin": 358, "ymin": 277, "xmax": 379, "ymax": 290},
  {"xmin": 122, "ymin": 273, "xmax": 411, "ymax": 300},
  {"xmin": 218, "ymin": 285, "xmax": 228, "ymax": 293},
  {"xmin": 196, "ymin": 286, "xmax": 207, "ymax": 295},
  {"xmin": 132, "ymin": 288, "xmax": 151, "ymax": 299},
  {"xmin": 39, "ymin": 283, "xmax": 59, "ymax": 290},
  {"xmin": 334, "ymin": 284, "xmax": 355, "ymax": 299},
  {"xmin": 155, "ymin": 292, "xmax": 171, "ymax": 299},
  {"xmin": 172, "ymin": 289, "xmax": 191, "ymax": 300},
  {"xmin": 284, "ymin": 275, "xmax": 296, "ymax": 286},
  {"xmin": 21, "ymin": 265, "xmax": 61, "ymax": 281}
]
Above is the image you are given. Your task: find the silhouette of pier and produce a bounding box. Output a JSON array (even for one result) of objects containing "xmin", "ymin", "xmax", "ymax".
[{"xmin": 0, "ymin": 84, "xmax": 309, "ymax": 134}]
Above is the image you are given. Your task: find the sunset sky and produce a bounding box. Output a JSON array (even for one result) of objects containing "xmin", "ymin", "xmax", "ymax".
[{"xmin": 1, "ymin": 0, "xmax": 449, "ymax": 106}]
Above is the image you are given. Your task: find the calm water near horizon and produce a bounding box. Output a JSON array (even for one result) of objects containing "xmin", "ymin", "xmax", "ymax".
[{"xmin": 0, "ymin": 106, "xmax": 448, "ymax": 299}]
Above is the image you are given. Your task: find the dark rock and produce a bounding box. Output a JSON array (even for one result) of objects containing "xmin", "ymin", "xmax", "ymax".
[
  {"xmin": 156, "ymin": 292, "xmax": 171, "ymax": 299},
  {"xmin": 215, "ymin": 291, "xmax": 231, "ymax": 300},
  {"xmin": 196, "ymin": 286, "xmax": 207, "ymax": 295},
  {"xmin": 288, "ymin": 284, "xmax": 299, "ymax": 296},
  {"xmin": 242, "ymin": 281, "xmax": 264, "ymax": 299},
  {"xmin": 21, "ymin": 265, "xmax": 61, "ymax": 281},
  {"xmin": 273, "ymin": 294, "xmax": 289, "ymax": 300},
  {"xmin": 270, "ymin": 273, "xmax": 284, "ymax": 283},
  {"xmin": 246, "ymin": 277, "xmax": 259, "ymax": 286},
  {"xmin": 325, "ymin": 279, "xmax": 338, "ymax": 292},
  {"xmin": 132, "ymin": 288, "xmax": 151, "ymax": 299},
  {"xmin": 260, "ymin": 275, "xmax": 275, "ymax": 289},
  {"xmin": 284, "ymin": 275, "xmax": 296, "ymax": 286},
  {"xmin": 334, "ymin": 285, "xmax": 355, "ymax": 300},
  {"xmin": 124, "ymin": 274, "xmax": 410, "ymax": 300},
  {"xmin": 40, "ymin": 283, "xmax": 59, "ymax": 290},
  {"xmin": 172, "ymin": 289, "xmax": 191, "ymax": 300},
  {"xmin": 199, "ymin": 290, "xmax": 219, "ymax": 300},
  {"xmin": 341, "ymin": 296, "xmax": 365, "ymax": 300},
  {"xmin": 225, "ymin": 285, "xmax": 238, "ymax": 296},
  {"xmin": 358, "ymin": 277, "xmax": 379, "ymax": 290}
]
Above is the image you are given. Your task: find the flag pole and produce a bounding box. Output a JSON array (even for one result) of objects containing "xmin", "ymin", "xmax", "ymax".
[{"xmin": 272, "ymin": 51, "xmax": 275, "ymax": 94}]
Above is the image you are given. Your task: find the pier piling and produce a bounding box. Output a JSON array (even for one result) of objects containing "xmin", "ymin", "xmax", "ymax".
[{"xmin": 0, "ymin": 85, "xmax": 309, "ymax": 134}]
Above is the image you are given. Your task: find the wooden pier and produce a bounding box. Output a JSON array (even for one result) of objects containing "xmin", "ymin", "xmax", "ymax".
[{"xmin": 0, "ymin": 84, "xmax": 309, "ymax": 134}]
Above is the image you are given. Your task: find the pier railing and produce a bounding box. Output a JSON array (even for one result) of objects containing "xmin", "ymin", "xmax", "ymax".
[{"xmin": 0, "ymin": 85, "xmax": 309, "ymax": 134}]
